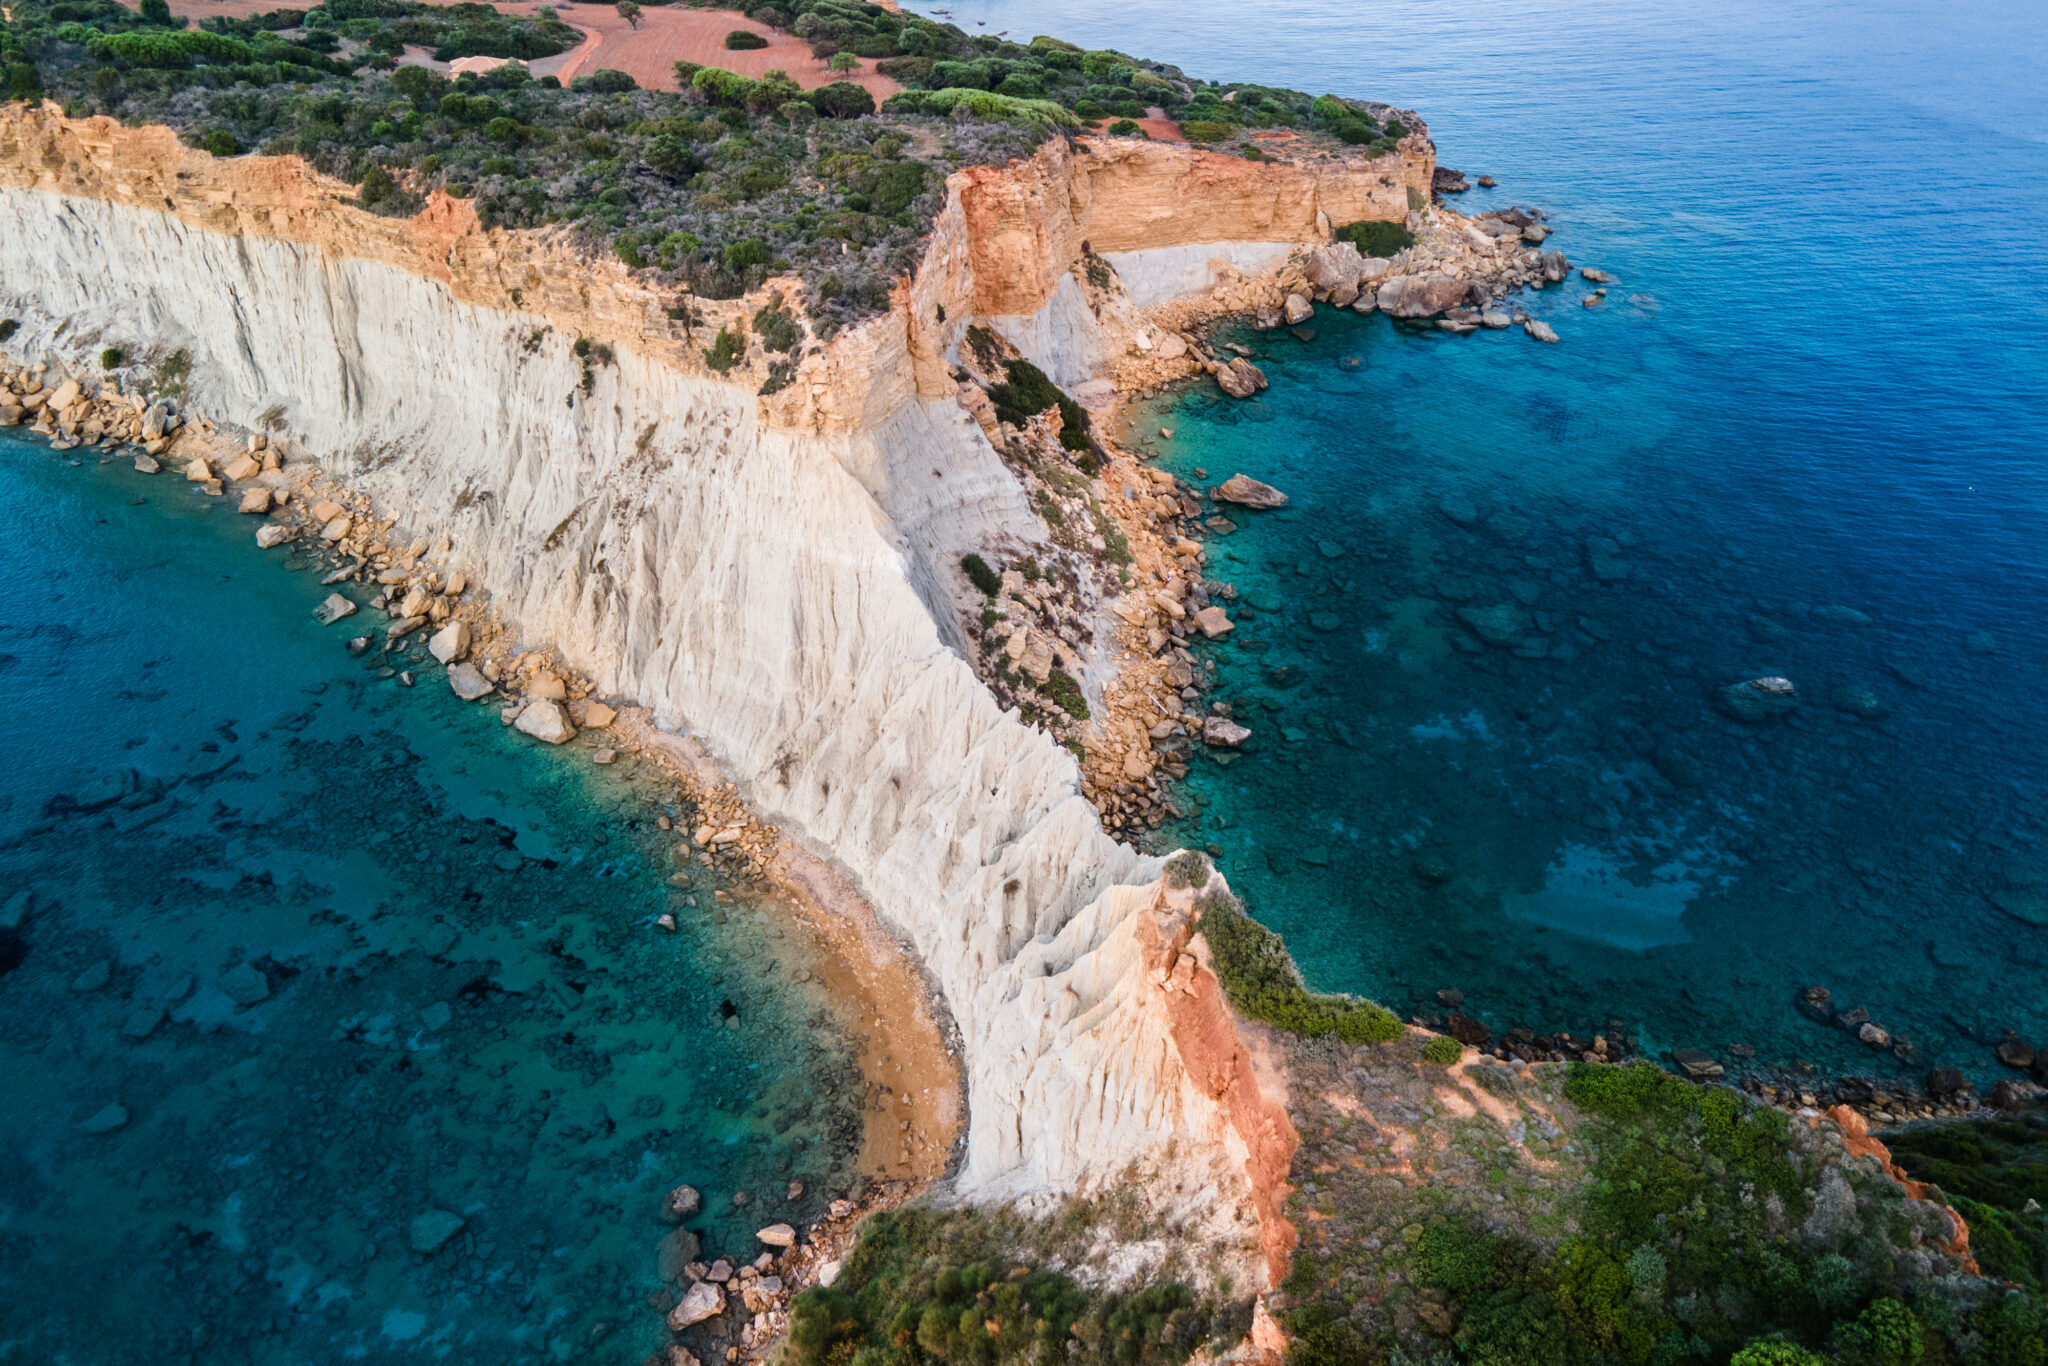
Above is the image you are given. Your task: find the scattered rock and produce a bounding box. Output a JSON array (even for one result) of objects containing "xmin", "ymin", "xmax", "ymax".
[
  {"xmin": 1446, "ymin": 1013, "xmax": 1492, "ymax": 1046},
  {"xmin": 526, "ymin": 671, "xmax": 567, "ymax": 701},
  {"xmin": 1583, "ymin": 536, "xmax": 1633, "ymax": 581},
  {"xmin": 1672, "ymin": 1049, "xmax": 1725, "ymax": 1082},
  {"xmin": 756, "ymin": 1223, "xmax": 796, "ymax": 1248},
  {"xmin": 319, "ymin": 515, "xmax": 352, "ymax": 543},
  {"xmin": 1455, "ymin": 604, "xmax": 1531, "ymax": 647},
  {"xmin": 218, "ymin": 962, "xmax": 270, "ymax": 1007},
  {"xmin": 1202, "ymin": 717, "xmax": 1251, "ymax": 748},
  {"xmin": 1718, "ymin": 676, "xmax": 1799, "ymax": 723},
  {"xmin": 1375, "ymin": 273, "xmax": 1470, "ymax": 318},
  {"xmin": 515, "ymin": 699, "xmax": 575, "ymax": 745},
  {"xmin": 313, "ymin": 593, "xmax": 356, "ymax": 625},
  {"xmin": 81, "ymin": 1103, "xmax": 129, "ymax": 1134},
  {"xmin": 668, "ymin": 1281, "xmax": 725, "ymax": 1330},
  {"xmin": 1926, "ymin": 1066, "xmax": 1968, "ymax": 1099},
  {"xmin": 582, "ymin": 702, "xmax": 616, "ymax": 729},
  {"xmin": 408, "ymin": 1210, "xmax": 466, "ymax": 1254},
  {"xmin": 1524, "ymin": 319, "xmax": 1559, "ymax": 344},
  {"xmin": 428, "ymin": 620, "xmax": 471, "ymax": 664},
  {"xmin": 184, "ymin": 459, "xmax": 213, "ymax": 484},
  {"xmin": 1192, "ymin": 605, "xmax": 1233, "ymax": 639},
  {"xmin": 659, "ymin": 1228, "xmax": 702, "ymax": 1282},
  {"xmin": 237, "ymin": 486, "xmax": 272, "ymax": 515},
  {"xmin": 1215, "ymin": 357, "xmax": 1268, "ymax": 399},
  {"xmin": 1283, "ymin": 292, "xmax": 1313, "ymax": 325},
  {"xmin": 1796, "ymin": 985, "xmax": 1834, "ymax": 1023},
  {"xmin": 662, "ymin": 1184, "xmax": 703, "ymax": 1222},
  {"xmin": 1997, "ymin": 1033, "xmax": 2037, "ymax": 1070},
  {"xmin": 1213, "ymin": 473, "xmax": 1288, "ymax": 508},
  {"xmin": 448, "ymin": 663, "xmax": 495, "ymax": 701},
  {"xmin": 255, "ymin": 524, "xmax": 294, "ymax": 549},
  {"xmin": 132, "ymin": 454, "xmax": 159, "ymax": 474}
]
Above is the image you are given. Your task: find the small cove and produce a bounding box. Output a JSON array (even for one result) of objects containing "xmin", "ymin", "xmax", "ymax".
[{"xmin": 0, "ymin": 426, "xmax": 868, "ymax": 1361}]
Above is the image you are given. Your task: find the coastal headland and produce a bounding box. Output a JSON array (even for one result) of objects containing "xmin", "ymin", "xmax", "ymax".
[{"xmin": 0, "ymin": 16, "xmax": 2030, "ymax": 1360}]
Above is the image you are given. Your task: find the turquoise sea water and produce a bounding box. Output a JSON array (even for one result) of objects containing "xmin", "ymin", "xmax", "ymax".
[
  {"xmin": 0, "ymin": 430, "xmax": 864, "ymax": 1361},
  {"xmin": 912, "ymin": 0, "xmax": 2048, "ymax": 1079}
]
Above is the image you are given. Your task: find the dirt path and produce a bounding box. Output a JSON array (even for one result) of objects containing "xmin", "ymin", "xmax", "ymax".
[{"xmin": 157, "ymin": 0, "xmax": 898, "ymax": 97}]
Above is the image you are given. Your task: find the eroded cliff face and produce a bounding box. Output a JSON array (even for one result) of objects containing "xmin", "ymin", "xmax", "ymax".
[{"xmin": 0, "ymin": 105, "xmax": 1413, "ymax": 1284}]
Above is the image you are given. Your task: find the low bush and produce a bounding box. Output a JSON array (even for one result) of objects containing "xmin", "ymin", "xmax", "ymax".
[
  {"xmin": 99, "ymin": 346, "xmax": 123, "ymax": 368},
  {"xmin": 1421, "ymin": 1033, "xmax": 1461, "ymax": 1065},
  {"xmin": 983, "ymin": 357, "xmax": 1091, "ymax": 452},
  {"xmin": 1181, "ymin": 119, "xmax": 1232, "ymax": 142},
  {"xmin": 1195, "ymin": 888, "xmax": 1402, "ymax": 1044},
  {"xmin": 1162, "ymin": 849, "xmax": 1209, "ymax": 889},
  {"xmin": 1334, "ymin": 219, "xmax": 1414, "ymax": 257},
  {"xmin": 1044, "ymin": 668, "xmax": 1088, "ymax": 720},
  {"xmin": 702, "ymin": 325, "xmax": 743, "ymax": 372},
  {"xmin": 1104, "ymin": 117, "xmax": 1142, "ymax": 136},
  {"xmin": 785, "ymin": 1206, "xmax": 1249, "ymax": 1366},
  {"xmin": 960, "ymin": 553, "xmax": 1000, "ymax": 597},
  {"xmin": 723, "ymin": 28, "xmax": 767, "ymax": 50}
]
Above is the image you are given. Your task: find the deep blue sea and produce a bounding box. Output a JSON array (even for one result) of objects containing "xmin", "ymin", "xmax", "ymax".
[
  {"xmin": 911, "ymin": 0, "xmax": 2048, "ymax": 1079},
  {"xmin": 0, "ymin": 434, "xmax": 864, "ymax": 1359}
]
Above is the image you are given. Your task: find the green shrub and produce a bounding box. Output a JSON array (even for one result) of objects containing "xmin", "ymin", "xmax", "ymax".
[
  {"xmin": 1181, "ymin": 119, "xmax": 1232, "ymax": 142},
  {"xmin": 1413, "ymin": 1222, "xmax": 1498, "ymax": 1296},
  {"xmin": 200, "ymin": 128, "xmax": 238, "ymax": 156},
  {"xmin": 1334, "ymin": 219, "xmax": 1414, "ymax": 257},
  {"xmin": 960, "ymin": 553, "xmax": 1000, "ymax": 596},
  {"xmin": 1105, "ymin": 118, "xmax": 1142, "ymax": 136},
  {"xmin": 1832, "ymin": 1299, "xmax": 1925, "ymax": 1366},
  {"xmin": 99, "ymin": 347, "xmax": 123, "ymax": 369},
  {"xmin": 0, "ymin": 321, "xmax": 17, "ymax": 343},
  {"xmin": 1196, "ymin": 889, "xmax": 1403, "ymax": 1044},
  {"xmin": 785, "ymin": 1206, "xmax": 1239, "ymax": 1366},
  {"xmin": 1162, "ymin": 850, "xmax": 1210, "ymax": 890},
  {"xmin": 1044, "ymin": 669, "xmax": 1089, "ymax": 719},
  {"xmin": 984, "ymin": 357, "xmax": 1092, "ymax": 452},
  {"xmin": 703, "ymin": 325, "xmax": 744, "ymax": 372},
  {"xmin": 724, "ymin": 28, "xmax": 767, "ymax": 49},
  {"xmin": 1732, "ymin": 1340, "xmax": 1830, "ymax": 1366},
  {"xmin": 1333, "ymin": 119, "xmax": 1370, "ymax": 144},
  {"xmin": 1422, "ymin": 1033, "xmax": 1461, "ymax": 1065},
  {"xmin": 722, "ymin": 236, "xmax": 769, "ymax": 271},
  {"xmin": 807, "ymin": 79, "xmax": 874, "ymax": 119},
  {"xmin": 751, "ymin": 298, "xmax": 800, "ymax": 353},
  {"xmin": 572, "ymin": 67, "xmax": 635, "ymax": 93}
]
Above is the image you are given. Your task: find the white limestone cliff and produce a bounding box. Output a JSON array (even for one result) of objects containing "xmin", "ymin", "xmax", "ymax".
[{"xmin": 0, "ymin": 107, "xmax": 1433, "ymax": 1284}]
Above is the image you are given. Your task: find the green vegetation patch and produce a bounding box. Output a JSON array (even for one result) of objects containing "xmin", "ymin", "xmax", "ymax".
[
  {"xmin": 1334, "ymin": 219, "xmax": 1414, "ymax": 258},
  {"xmin": 1886, "ymin": 1115, "xmax": 2048, "ymax": 1289},
  {"xmin": 980, "ymin": 353, "xmax": 1091, "ymax": 453},
  {"xmin": 1194, "ymin": 887, "xmax": 1401, "ymax": 1044},
  {"xmin": 788, "ymin": 1206, "xmax": 1250, "ymax": 1366}
]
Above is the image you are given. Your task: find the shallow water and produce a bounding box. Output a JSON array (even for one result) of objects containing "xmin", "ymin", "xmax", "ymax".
[
  {"xmin": 0, "ymin": 429, "xmax": 864, "ymax": 1361},
  {"xmin": 910, "ymin": 0, "xmax": 2048, "ymax": 1078}
]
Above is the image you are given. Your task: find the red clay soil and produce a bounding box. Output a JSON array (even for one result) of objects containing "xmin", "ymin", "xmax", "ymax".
[
  {"xmin": 1823, "ymin": 1105, "xmax": 1979, "ymax": 1272},
  {"xmin": 155, "ymin": 0, "xmax": 898, "ymax": 97}
]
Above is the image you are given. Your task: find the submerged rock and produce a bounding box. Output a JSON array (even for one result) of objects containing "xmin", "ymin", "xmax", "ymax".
[
  {"xmin": 1831, "ymin": 685, "xmax": 1887, "ymax": 719},
  {"xmin": 219, "ymin": 962, "xmax": 270, "ymax": 1007},
  {"xmin": 408, "ymin": 1210, "xmax": 466, "ymax": 1254},
  {"xmin": 1672, "ymin": 1049, "xmax": 1724, "ymax": 1082},
  {"xmin": 1456, "ymin": 604, "xmax": 1530, "ymax": 646},
  {"xmin": 1525, "ymin": 319, "xmax": 1559, "ymax": 344},
  {"xmin": 1718, "ymin": 676, "xmax": 1798, "ymax": 722},
  {"xmin": 80, "ymin": 1103, "xmax": 129, "ymax": 1134}
]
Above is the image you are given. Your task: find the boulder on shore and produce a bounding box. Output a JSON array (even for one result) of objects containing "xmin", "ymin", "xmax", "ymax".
[
  {"xmin": 428, "ymin": 620, "xmax": 471, "ymax": 665},
  {"xmin": 668, "ymin": 1281, "xmax": 725, "ymax": 1330},
  {"xmin": 1374, "ymin": 273, "xmax": 1471, "ymax": 318},
  {"xmin": 313, "ymin": 593, "xmax": 357, "ymax": 625},
  {"xmin": 1203, "ymin": 716, "xmax": 1251, "ymax": 748},
  {"xmin": 1214, "ymin": 357, "xmax": 1268, "ymax": 399},
  {"xmin": 515, "ymin": 699, "xmax": 575, "ymax": 745},
  {"xmin": 1213, "ymin": 473, "xmax": 1288, "ymax": 508}
]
